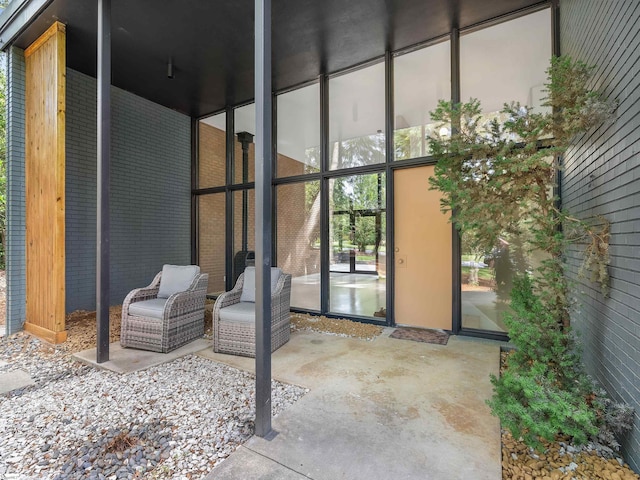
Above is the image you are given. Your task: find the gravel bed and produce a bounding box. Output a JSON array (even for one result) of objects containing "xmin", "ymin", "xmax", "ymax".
[
  {"xmin": 502, "ymin": 431, "xmax": 640, "ymax": 480},
  {"xmin": 0, "ymin": 333, "xmax": 307, "ymax": 479},
  {"xmin": 290, "ymin": 313, "xmax": 383, "ymax": 340},
  {"xmin": 499, "ymin": 352, "xmax": 640, "ymax": 480}
]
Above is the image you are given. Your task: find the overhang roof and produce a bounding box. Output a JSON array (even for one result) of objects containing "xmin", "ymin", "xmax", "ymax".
[{"xmin": 0, "ymin": 0, "xmax": 548, "ymax": 118}]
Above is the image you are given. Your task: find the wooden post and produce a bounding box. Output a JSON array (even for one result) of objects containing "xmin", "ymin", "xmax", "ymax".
[{"xmin": 24, "ymin": 21, "xmax": 67, "ymax": 344}]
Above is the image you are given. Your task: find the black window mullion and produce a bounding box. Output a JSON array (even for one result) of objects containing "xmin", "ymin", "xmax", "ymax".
[
  {"xmin": 384, "ymin": 50, "xmax": 394, "ymax": 327},
  {"xmin": 320, "ymin": 74, "xmax": 330, "ymax": 314},
  {"xmin": 450, "ymin": 27, "xmax": 462, "ymax": 335},
  {"xmin": 225, "ymin": 107, "xmax": 235, "ymax": 291}
]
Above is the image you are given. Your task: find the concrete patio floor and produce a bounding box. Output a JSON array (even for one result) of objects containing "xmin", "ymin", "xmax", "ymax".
[
  {"xmin": 200, "ymin": 329, "xmax": 503, "ymax": 480},
  {"xmin": 72, "ymin": 338, "xmax": 212, "ymax": 373}
]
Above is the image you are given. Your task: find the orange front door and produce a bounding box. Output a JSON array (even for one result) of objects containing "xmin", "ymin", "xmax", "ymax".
[{"xmin": 394, "ymin": 166, "xmax": 452, "ymax": 329}]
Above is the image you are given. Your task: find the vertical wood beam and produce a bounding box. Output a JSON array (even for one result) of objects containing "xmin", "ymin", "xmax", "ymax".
[
  {"xmin": 96, "ymin": 0, "xmax": 111, "ymax": 363},
  {"xmin": 254, "ymin": 0, "xmax": 273, "ymax": 438},
  {"xmin": 24, "ymin": 21, "xmax": 67, "ymax": 344}
]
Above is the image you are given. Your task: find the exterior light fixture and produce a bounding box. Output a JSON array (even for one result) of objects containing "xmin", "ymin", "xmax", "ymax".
[{"xmin": 167, "ymin": 57, "xmax": 174, "ymax": 79}]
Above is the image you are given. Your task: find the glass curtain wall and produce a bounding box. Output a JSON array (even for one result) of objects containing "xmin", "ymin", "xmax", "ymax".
[
  {"xmin": 198, "ymin": 113, "xmax": 226, "ymax": 188},
  {"xmin": 276, "ymin": 85, "xmax": 322, "ymax": 310},
  {"xmin": 459, "ymin": 9, "xmax": 551, "ymax": 332},
  {"xmin": 394, "ymin": 41, "xmax": 451, "ymax": 160},
  {"xmin": 232, "ymin": 104, "xmax": 256, "ymax": 285},
  {"xmin": 327, "ymin": 63, "xmax": 386, "ymax": 317},
  {"xmin": 276, "ymin": 181, "xmax": 321, "ymax": 311},
  {"xmin": 277, "ymin": 84, "xmax": 321, "ymax": 177},
  {"xmin": 329, "ymin": 173, "xmax": 386, "ymax": 317},
  {"xmin": 194, "ymin": 6, "xmax": 551, "ymax": 334},
  {"xmin": 198, "ymin": 193, "xmax": 226, "ymax": 294},
  {"xmin": 198, "ymin": 112, "xmax": 226, "ymax": 294},
  {"xmin": 329, "ymin": 63, "xmax": 386, "ymax": 170}
]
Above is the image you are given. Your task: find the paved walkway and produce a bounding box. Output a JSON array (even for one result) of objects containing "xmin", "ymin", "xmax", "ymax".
[
  {"xmin": 201, "ymin": 330, "xmax": 503, "ymax": 480},
  {"xmin": 0, "ymin": 365, "xmax": 35, "ymax": 394}
]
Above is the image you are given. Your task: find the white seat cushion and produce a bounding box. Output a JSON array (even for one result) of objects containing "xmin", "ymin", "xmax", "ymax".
[
  {"xmin": 219, "ymin": 302, "xmax": 256, "ymax": 324},
  {"xmin": 158, "ymin": 264, "xmax": 200, "ymax": 298},
  {"xmin": 239, "ymin": 267, "xmax": 282, "ymax": 303},
  {"xmin": 128, "ymin": 298, "xmax": 168, "ymax": 319}
]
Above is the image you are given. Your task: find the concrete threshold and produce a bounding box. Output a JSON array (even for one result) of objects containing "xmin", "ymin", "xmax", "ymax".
[
  {"xmin": 202, "ymin": 331, "xmax": 503, "ymax": 480},
  {"xmin": 72, "ymin": 338, "xmax": 212, "ymax": 374}
]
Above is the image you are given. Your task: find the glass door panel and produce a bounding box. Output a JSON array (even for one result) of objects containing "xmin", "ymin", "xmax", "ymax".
[
  {"xmin": 198, "ymin": 193, "xmax": 226, "ymax": 295},
  {"xmin": 329, "ymin": 172, "xmax": 386, "ymax": 318},
  {"xmin": 276, "ymin": 181, "xmax": 321, "ymax": 311}
]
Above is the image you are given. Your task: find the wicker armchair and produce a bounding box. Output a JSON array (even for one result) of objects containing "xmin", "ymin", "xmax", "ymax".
[
  {"xmin": 121, "ymin": 265, "xmax": 209, "ymax": 353},
  {"xmin": 213, "ymin": 267, "xmax": 291, "ymax": 357}
]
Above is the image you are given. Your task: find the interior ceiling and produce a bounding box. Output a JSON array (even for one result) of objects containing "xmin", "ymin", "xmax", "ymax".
[{"xmin": 11, "ymin": 0, "xmax": 547, "ymax": 118}]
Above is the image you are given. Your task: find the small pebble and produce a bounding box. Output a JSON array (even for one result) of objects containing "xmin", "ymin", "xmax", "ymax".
[{"xmin": 0, "ymin": 332, "xmax": 306, "ymax": 479}]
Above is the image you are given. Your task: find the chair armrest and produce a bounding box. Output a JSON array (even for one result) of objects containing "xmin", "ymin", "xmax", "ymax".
[
  {"xmin": 213, "ymin": 273, "xmax": 245, "ymax": 316},
  {"xmin": 164, "ymin": 274, "xmax": 209, "ymax": 318},
  {"xmin": 270, "ymin": 274, "xmax": 291, "ymax": 325},
  {"xmin": 123, "ymin": 272, "xmax": 162, "ymax": 305}
]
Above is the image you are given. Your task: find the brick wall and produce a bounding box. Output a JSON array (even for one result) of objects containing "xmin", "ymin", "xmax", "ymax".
[
  {"xmin": 197, "ymin": 122, "xmax": 226, "ymax": 292},
  {"xmin": 197, "ymin": 121, "xmax": 318, "ymax": 297},
  {"xmin": 561, "ymin": 0, "xmax": 640, "ymax": 469},
  {"xmin": 198, "ymin": 121, "xmax": 225, "ymax": 188},
  {"xmin": 66, "ymin": 69, "xmax": 191, "ymax": 311},
  {"xmin": 276, "ymin": 181, "xmax": 320, "ymax": 279},
  {"xmin": 5, "ymin": 47, "xmax": 26, "ymax": 334}
]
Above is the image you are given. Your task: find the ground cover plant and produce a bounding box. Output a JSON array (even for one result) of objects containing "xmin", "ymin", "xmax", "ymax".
[{"xmin": 427, "ymin": 56, "xmax": 632, "ymax": 450}]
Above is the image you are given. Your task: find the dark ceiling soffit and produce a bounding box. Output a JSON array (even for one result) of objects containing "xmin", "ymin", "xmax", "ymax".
[
  {"xmin": 0, "ymin": 0, "xmax": 553, "ymax": 119},
  {"xmin": 198, "ymin": 0, "xmax": 552, "ymax": 121},
  {"xmin": 0, "ymin": 0, "xmax": 53, "ymax": 51}
]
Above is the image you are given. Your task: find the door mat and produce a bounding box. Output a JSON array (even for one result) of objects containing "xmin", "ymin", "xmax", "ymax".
[{"xmin": 389, "ymin": 327, "xmax": 449, "ymax": 345}]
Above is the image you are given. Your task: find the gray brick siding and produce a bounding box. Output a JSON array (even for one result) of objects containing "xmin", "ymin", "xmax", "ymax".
[
  {"xmin": 66, "ymin": 69, "xmax": 191, "ymax": 311},
  {"xmin": 561, "ymin": 0, "xmax": 640, "ymax": 470},
  {"xmin": 5, "ymin": 47, "xmax": 26, "ymax": 335}
]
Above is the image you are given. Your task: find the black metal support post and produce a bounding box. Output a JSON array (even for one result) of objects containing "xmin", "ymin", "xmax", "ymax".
[
  {"xmin": 254, "ymin": 0, "xmax": 273, "ymax": 438},
  {"xmin": 96, "ymin": 0, "xmax": 111, "ymax": 363}
]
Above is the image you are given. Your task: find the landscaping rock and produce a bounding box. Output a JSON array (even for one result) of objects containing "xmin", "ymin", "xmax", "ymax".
[{"xmin": 0, "ymin": 332, "xmax": 307, "ymax": 479}]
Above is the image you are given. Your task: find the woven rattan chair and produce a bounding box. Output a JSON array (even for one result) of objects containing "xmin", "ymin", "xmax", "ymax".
[
  {"xmin": 121, "ymin": 265, "xmax": 209, "ymax": 353},
  {"xmin": 213, "ymin": 267, "xmax": 291, "ymax": 357}
]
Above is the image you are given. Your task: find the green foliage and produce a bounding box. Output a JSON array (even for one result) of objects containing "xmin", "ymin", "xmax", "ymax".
[
  {"xmin": 428, "ymin": 55, "xmax": 623, "ymax": 448},
  {"xmin": 546, "ymin": 56, "xmax": 617, "ymax": 145},
  {"xmin": 428, "ymin": 55, "xmax": 614, "ymax": 305},
  {"xmin": 488, "ymin": 276, "xmax": 598, "ymax": 448}
]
